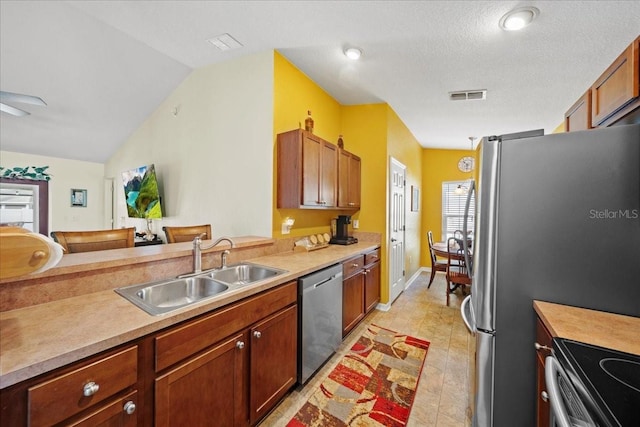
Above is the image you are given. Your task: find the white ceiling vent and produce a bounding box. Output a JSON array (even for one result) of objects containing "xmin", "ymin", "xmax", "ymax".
[
  {"xmin": 449, "ymin": 89, "xmax": 487, "ymax": 101},
  {"xmin": 207, "ymin": 33, "xmax": 243, "ymax": 51}
]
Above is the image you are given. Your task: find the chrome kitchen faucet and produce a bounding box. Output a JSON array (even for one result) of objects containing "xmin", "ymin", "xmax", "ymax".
[{"xmin": 192, "ymin": 234, "xmax": 235, "ymax": 274}]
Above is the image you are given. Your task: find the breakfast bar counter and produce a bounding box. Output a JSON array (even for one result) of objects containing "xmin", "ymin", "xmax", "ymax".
[{"xmin": 0, "ymin": 237, "xmax": 380, "ymax": 389}]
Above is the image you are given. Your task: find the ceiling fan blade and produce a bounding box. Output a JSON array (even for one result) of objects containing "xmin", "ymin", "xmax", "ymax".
[
  {"xmin": 0, "ymin": 102, "xmax": 30, "ymax": 116},
  {"xmin": 0, "ymin": 91, "xmax": 47, "ymax": 106}
]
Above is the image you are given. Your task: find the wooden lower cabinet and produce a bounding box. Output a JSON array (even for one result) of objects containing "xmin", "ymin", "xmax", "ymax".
[
  {"xmin": 342, "ymin": 271, "xmax": 365, "ymax": 337},
  {"xmin": 535, "ymin": 316, "xmax": 553, "ymax": 427},
  {"xmin": 249, "ymin": 305, "xmax": 297, "ymax": 424},
  {"xmin": 364, "ymin": 249, "xmax": 381, "ymax": 313},
  {"xmin": 0, "ymin": 345, "xmax": 140, "ymax": 427},
  {"xmin": 67, "ymin": 391, "xmax": 138, "ymax": 427},
  {"xmin": 153, "ymin": 281, "xmax": 298, "ymax": 426},
  {"xmin": 155, "ymin": 333, "xmax": 246, "ymax": 426},
  {"xmin": 342, "ymin": 248, "xmax": 381, "ymax": 337}
]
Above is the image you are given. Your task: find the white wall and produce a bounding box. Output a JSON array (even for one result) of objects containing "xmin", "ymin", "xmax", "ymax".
[
  {"xmin": 105, "ymin": 51, "xmax": 274, "ymax": 239},
  {"xmin": 0, "ymin": 151, "xmax": 106, "ymax": 233}
]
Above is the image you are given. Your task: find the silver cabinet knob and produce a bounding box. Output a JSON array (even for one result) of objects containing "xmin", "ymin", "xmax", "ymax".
[
  {"xmin": 352, "ymin": 263, "xmax": 359, "ymax": 267},
  {"xmin": 83, "ymin": 381, "xmax": 99, "ymax": 397},
  {"xmin": 253, "ymin": 331, "xmax": 262, "ymax": 339},
  {"xmin": 123, "ymin": 401, "xmax": 136, "ymax": 415},
  {"xmin": 541, "ymin": 391, "xmax": 549, "ymax": 402},
  {"xmin": 534, "ymin": 342, "xmax": 551, "ymax": 352},
  {"xmin": 236, "ymin": 341, "xmax": 245, "ymax": 349}
]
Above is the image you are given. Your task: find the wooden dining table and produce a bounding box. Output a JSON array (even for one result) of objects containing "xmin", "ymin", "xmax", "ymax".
[{"xmin": 432, "ymin": 241, "xmax": 473, "ymax": 258}]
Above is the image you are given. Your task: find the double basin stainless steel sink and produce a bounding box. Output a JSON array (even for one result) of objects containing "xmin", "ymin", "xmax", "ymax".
[{"xmin": 115, "ymin": 263, "xmax": 287, "ymax": 315}]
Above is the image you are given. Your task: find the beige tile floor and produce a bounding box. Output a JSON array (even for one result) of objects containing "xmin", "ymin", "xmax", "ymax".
[{"xmin": 260, "ymin": 270, "xmax": 472, "ymax": 426}]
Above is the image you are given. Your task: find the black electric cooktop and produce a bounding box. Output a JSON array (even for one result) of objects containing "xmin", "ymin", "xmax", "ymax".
[{"xmin": 554, "ymin": 338, "xmax": 640, "ymax": 426}]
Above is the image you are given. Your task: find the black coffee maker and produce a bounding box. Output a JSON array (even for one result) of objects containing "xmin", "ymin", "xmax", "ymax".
[{"xmin": 329, "ymin": 215, "xmax": 358, "ymax": 245}]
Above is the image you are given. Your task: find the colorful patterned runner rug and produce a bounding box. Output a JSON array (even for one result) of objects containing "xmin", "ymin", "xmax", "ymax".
[{"xmin": 287, "ymin": 324, "xmax": 430, "ymax": 426}]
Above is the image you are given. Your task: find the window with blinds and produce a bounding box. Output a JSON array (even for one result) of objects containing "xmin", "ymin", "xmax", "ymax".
[{"xmin": 442, "ymin": 181, "xmax": 475, "ymax": 240}]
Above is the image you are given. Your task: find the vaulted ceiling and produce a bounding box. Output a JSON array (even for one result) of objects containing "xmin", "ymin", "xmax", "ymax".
[{"xmin": 1, "ymin": 1, "xmax": 638, "ymax": 163}]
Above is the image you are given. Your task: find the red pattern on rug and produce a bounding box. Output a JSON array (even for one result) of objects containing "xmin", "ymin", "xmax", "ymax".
[{"xmin": 287, "ymin": 324, "xmax": 430, "ymax": 426}]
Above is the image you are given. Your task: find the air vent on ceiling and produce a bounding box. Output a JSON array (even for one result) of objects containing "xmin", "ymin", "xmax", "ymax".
[
  {"xmin": 449, "ymin": 89, "xmax": 487, "ymax": 101},
  {"xmin": 207, "ymin": 33, "xmax": 243, "ymax": 51}
]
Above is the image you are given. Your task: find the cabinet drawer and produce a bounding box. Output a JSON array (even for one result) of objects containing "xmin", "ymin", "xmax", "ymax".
[
  {"xmin": 365, "ymin": 248, "xmax": 380, "ymax": 265},
  {"xmin": 28, "ymin": 346, "xmax": 138, "ymax": 427},
  {"xmin": 155, "ymin": 281, "xmax": 297, "ymax": 372},
  {"xmin": 342, "ymin": 255, "xmax": 364, "ymax": 279}
]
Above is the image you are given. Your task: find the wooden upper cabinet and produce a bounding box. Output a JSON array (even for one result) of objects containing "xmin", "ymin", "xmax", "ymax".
[
  {"xmin": 565, "ymin": 90, "xmax": 592, "ymax": 132},
  {"xmin": 338, "ymin": 149, "xmax": 361, "ymax": 209},
  {"xmin": 591, "ymin": 36, "xmax": 640, "ymax": 127},
  {"xmin": 277, "ymin": 129, "xmax": 338, "ymax": 209}
]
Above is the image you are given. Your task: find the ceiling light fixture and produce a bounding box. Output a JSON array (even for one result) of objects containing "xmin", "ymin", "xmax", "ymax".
[
  {"xmin": 499, "ymin": 6, "xmax": 539, "ymax": 31},
  {"xmin": 344, "ymin": 47, "xmax": 362, "ymax": 60}
]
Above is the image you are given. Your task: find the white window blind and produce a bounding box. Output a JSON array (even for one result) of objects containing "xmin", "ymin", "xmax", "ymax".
[{"xmin": 442, "ymin": 181, "xmax": 475, "ymax": 241}]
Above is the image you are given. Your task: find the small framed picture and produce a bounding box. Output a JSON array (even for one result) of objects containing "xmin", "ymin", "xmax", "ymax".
[
  {"xmin": 71, "ymin": 189, "xmax": 87, "ymax": 207},
  {"xmin": 411, "ymin": 185, "xmax": 419, "ymax": 212}
]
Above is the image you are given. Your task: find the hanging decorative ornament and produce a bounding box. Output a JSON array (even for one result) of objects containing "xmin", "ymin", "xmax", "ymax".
[
  {"xmin": 337, "ymin": 135, "xmax": 344, "ymax": 149},
  {"xmin": 305, "ymin": 110, "xmax": 314, "ymax": 133}
]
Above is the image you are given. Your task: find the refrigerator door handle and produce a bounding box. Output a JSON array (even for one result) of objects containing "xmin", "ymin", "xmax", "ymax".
[
  {"xmin": 463, "ymin": 180, "xmax": 475, "ymax": 276},
  {"xmin": 461, "ymin": 295, "xmax": 476, "ymax": 334}
]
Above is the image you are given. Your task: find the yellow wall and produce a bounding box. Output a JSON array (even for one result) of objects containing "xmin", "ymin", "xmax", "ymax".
[
  {"xmin": 421, "ymin": 148, "xmax": 474, "ymax": 267},
  {"xmin": 341, "ymin": 104, "xmax": 389, "ymax": 300},
  {"xmin": 386, "ymin": 107, "xmax": 423, "ymax": 279},
  {"xmin": 272, "ymin": 52, "xmax": 343, "ymax": 238},
  {"xmin": 272, "ymin": 53, "xmax": 424, "ymax": 304}
]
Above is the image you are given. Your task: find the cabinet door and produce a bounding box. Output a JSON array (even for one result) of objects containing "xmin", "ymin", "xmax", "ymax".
[
  {"xmin": 343, "ymin": 272, "xmax": 365, "ymax": 337},
  {"xmin": 591, "ymin": 38, "xmax": 639, "ymax": 126},
  {"xmin": 320, "ymin": 141, "xmax": 338, "ymax": 207},
  {"xmin": 338, "ymin": 150, "xmax": 361, "ymax": 208},
  {"xmin": 67, "ymin": 391, "xmax": 138, "ymax": 427},
  {"xmin": 302, "ymin": 134, "xmax": 322, "ymax": 206},
  {"xmin": 364, "ymin": 261, "xmax": 380, "ymax": 313},
  {"xmin": 155, "ymin": 333, "xmax": 246, "ymax": 427},
  {"xmin": 249, "ymin": 305, "xmax": 297, "ymax": 425},
  {"xmin": 565, "ymin": 90, "xmax": 592, "ymax": 132}
]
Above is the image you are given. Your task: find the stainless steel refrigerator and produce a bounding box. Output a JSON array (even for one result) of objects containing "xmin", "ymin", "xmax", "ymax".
[{"xmin": 460, "ymin": 123, "xmax": 640, "ymax": 426}]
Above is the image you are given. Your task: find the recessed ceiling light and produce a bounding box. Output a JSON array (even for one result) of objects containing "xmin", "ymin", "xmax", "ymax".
[
  {"xmin": 499, "ymin": 6, "xmax": 539, "ymax": 31},
  {"xmin": 344, "ymin": 47, "xmax": 362, "ymax": 60},
  {"xmin": 207, "ymin": 33, "xmax": 243, "ymax": 51}
]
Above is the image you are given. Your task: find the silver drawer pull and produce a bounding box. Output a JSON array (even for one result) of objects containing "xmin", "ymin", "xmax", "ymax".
[
  {"xmin": 123, "ymin": 401, "xmax": 136, "ymax": 415},
  {"xmin": 352, "ymin": 263, "xmax": 359, "ymax": 267},
  {"xmin": 541, "ymin": 391, "xmax": 548, "ymax": 402},
  {"xmin": 534, "ymin": 342, "xmax": 551, "ymax": 352},
  {"xmin": 236, "ymin": 341, "xmax": 245, "ymax": 349},
  {"xmin": 253, "ymin": 331, "xmax": 262, "ymax": 339},
  {"xmin": 83, "ymin": 381, "xmax": 99, "ymax": 397}
]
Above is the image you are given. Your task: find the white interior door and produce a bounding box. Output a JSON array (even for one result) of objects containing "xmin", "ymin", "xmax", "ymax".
[{"xmin": 389, "ymin": 157, "xmax": 406, "ymax": 304}]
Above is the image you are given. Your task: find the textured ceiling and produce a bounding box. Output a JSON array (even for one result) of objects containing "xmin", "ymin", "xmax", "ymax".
[{"xmin": 1, "ymin": 1, "xmax": 639, "ymax": 163}]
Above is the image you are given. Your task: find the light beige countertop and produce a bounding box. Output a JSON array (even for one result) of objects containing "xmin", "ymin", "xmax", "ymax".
[
  {"xmin": 0, "ymin": 241, "xmax": 379, "ymax": 389},
  {"xmin": 534, "ymin": 300, "xmax": 640, "ymax": 355}
]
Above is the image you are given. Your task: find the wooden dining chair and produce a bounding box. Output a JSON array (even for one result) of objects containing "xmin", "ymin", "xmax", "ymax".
[
  {"xmin": 427, "ymin": 231, "xmax": 448, "ymax": 288},
  {"xmin": 446, "ymin": 237, "xmax": 472, "ymax": 305},
  {"xmin": 51, "ymin": 228, "xmax": 135, "ymax": 253},
  {"xmin": 163, "ymin": 224, "xmax": 211, "ymax": 243}
]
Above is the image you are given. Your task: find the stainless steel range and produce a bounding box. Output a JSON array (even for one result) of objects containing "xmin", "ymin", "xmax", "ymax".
[{"xmin": 546, "ymin": 338, "xmax": 640, "ymax": 427}]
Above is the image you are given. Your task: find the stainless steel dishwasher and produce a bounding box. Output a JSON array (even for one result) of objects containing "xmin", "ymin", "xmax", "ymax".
[{"xmin": 298, "ymin": 263, "xmax": 343, "ymax": 384}]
